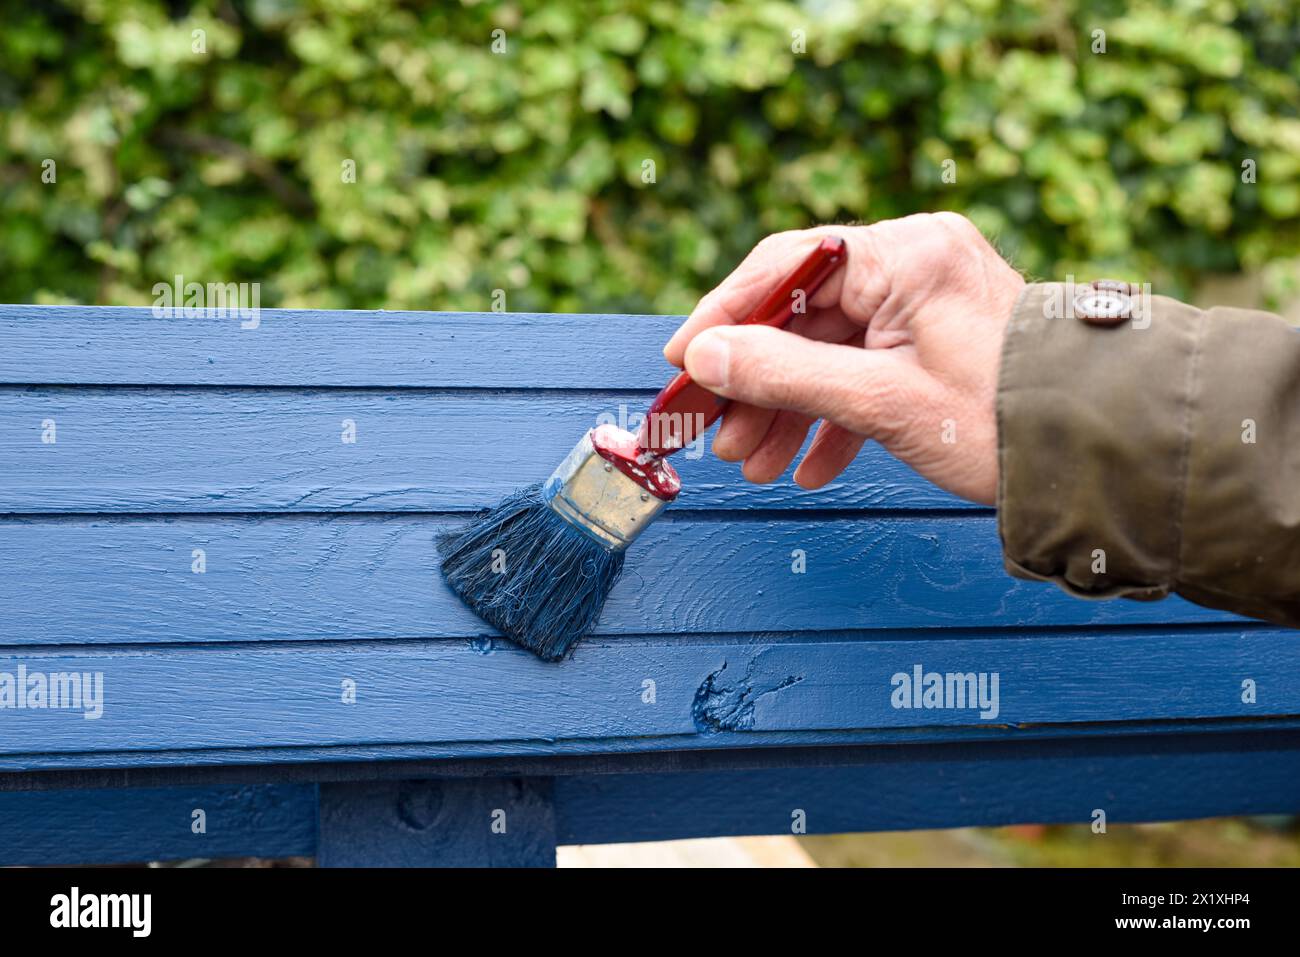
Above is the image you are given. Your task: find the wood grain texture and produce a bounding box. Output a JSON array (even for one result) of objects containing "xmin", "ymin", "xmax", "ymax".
[
  {"xmin": 0, "ymin": 784, "xmax": 315, "ymax": 866},
  {"xmin": 0, "ymin": 306, "xmax": 676, "ymax": 388},
  {"xmin": 318, "ymin": 777, "xmax": 555, "ymax": 867},
  {"xmin": 0, "ymin": 514, "xmax": 1239, "ymax": 647},
  {"xmin": 2, "ymin": 302, "xmax": 1293, "ymax": 852},
  {"xmin": 0, "ymin": 386, "xmax": 967, "ymax": 513},
  {"xmin": 0, "ymin": 630, "xmax": 1293, "ymax": 760}
]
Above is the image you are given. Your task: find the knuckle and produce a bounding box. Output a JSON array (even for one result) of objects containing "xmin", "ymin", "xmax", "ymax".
[
  {"xmin": 930, "ymin": 210, "xmax": 978, "ymax": 238},
  {"xmin": 753, "ymin": 231, "xmax": 793, "ymax": 255},
  {"xmin": 840, "ymin": 228, "xmax": 890, "ymax": 318},
  {"xmin": 895, "ymin": 213, "xmax": 989, "ymax": 288},
  {"xmin": 756, "ymin": 227, "xmax": 827, "ymax": 257},
  {"xmin": 708, "ymin": 291, "xmax": 750, "ymax": 326},
  {"xmin": 927, "ymin": 212, "xmax": 986, "ymax": 257}
]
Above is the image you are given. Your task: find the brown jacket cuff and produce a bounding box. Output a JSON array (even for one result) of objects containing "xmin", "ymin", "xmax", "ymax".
[
  {"xmin": 997, "ymin": 282, "xmax": 1300, "ymax": 626},
  {"xmin": 997, "ymin": 282, "xmax": 1198, "ymax": 602}
]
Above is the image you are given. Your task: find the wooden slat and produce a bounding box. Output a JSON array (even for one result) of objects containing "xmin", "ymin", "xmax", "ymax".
[
  {"xmin": 10, "ymin": 729, "xmax": 1300, "ymax": 864},
  {"xmin": 0, "ymin": 306, "xmax": 675, "ymax": 388},
  {"xmin": 0, "ymin": 630, "xmax": 1293, "ymax": 760},
  {"xmin": 0, "ymin": 514, "xmax": 1238, "ymax": 646},
  {"xmin": 554, "ymin": 731, "xmax": 1300, "ymax": 843},
  {"xmin": 0, "ymin": 784, "xmax": 316, "ymax": 865},
  {"xmin": 12, "ymin": 716, "xmax": 1300, "ymax": 775},
  {"xmin": 0, "ymin": 386, "xmax": 967, "ymax": 513}
]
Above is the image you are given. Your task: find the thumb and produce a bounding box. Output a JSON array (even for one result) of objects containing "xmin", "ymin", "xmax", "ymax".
[{"xmin": 683, "ymin": 324, "xmax": 929, "ymax": 442}]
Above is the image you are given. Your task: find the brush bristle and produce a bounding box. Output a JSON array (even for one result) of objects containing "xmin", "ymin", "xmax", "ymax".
[{"xmin": 436, "ymin": 483, "xmax": 625, "ymax": 661}]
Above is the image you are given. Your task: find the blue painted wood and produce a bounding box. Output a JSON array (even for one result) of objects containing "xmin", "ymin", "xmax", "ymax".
[
  {"xmin": 0, "ymin": 515, "xmax": 1241, "ymax": 648},
  {"xmin": 8, "ymin": 728, "xmax": 1300, "ymax": 865},
  {"xmin": 0, "ymin": 304, "xmax": 1294, "ymax": 862},
  {"xmin": 0, "ymin": 784, "xmax": 316, "ymax": 866},
  {"xmin": 554, "ymin": 730, "xmax": 1300, "ymax": 844},
  {"xmin": 0, "ymin": 630, "xmax": 1292, "ymax": 763},
  {"xmin": 318, "ymin": 778, "xmax": 556, "ymax": 867},
  {"xmin": 16, "ymin": 717, "xmax": 1300, "ymax": 785},
  {"xmin": 11, "ymin": 715, "xmax": 1300, "ymax": 775},
  {"xmin": 0, "ymin": 386, "xmax": 968, "ymax": 513},
  {"xmin": 0, "ymin": 306, "xmax": 677, "ymax": 389}
]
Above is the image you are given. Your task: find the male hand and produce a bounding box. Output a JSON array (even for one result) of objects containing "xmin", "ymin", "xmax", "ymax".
[{"xmin": 663, "ymin": 213, "xmax": 1025, "ymax": 505}]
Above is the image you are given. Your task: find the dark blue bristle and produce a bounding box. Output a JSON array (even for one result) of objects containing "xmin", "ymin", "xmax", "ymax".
[{"xmin": 436, "ymin": 483, "xmax": 625, "ymax": 661}]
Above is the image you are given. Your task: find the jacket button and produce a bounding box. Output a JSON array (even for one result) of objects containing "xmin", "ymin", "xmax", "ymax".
[{"xmin": 1074, "ymin": 281, "xmax": 1133, "ymax": 325}]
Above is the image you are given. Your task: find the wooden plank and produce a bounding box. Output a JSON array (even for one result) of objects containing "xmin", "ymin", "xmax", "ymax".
[
  {"xmin": 0, "ymin": 784, "xmax": 316, "ymax": 866},
  {"xmin": 554, "ymin": 731, "xmax": 1300, "ymax": 843},
  {"xmin": 0, "ymin": 306, "xmax": 677, "ymax": 389},
  {"xmin": 12, "ymin": 715, "xmax": 1300, "ymax": 775},
  {"xmin": 0, "ymin": 386, "xmax": 967, "ymax": 513},
  {"xmin": 8, "ymin": 730, "xmax": 1300, "ymax": 865},
  {"xmin": 318, "ymin": 778, "xmax": 555, "ymax": 867},
  {"xmin": 0, "ymin": 514, "xmax": 1239, "ymax": 646},
  {"xmin": 0, "ymin": 630, "xmax": 1293, "ymax": 760}
]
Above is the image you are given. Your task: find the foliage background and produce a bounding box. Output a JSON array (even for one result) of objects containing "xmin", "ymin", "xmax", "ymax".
[{"xmin": 2, "ymin": 0, "xmax": 1298, "ymax": 314}]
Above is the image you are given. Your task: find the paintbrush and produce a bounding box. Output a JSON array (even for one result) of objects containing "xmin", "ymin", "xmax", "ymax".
[{"xmin": 438, "ymin": 236, "xmax": 847, "ymax": 660}]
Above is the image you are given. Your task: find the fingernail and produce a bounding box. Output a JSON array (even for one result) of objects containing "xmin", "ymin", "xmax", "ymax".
[{"xmin": 685, "ymin": 329, "xmax": 730, "ymax": 390}]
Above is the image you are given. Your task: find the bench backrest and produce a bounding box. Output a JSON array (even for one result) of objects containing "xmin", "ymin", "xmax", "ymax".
[{"xmin": 0, "ymin": 305, "xmax": 1288, "ymax": 773}]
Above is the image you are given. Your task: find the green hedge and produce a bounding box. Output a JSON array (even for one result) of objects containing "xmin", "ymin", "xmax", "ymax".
[{"xmin": 2, "ymin": 0, "xmax": 1298, "ymax": 313}]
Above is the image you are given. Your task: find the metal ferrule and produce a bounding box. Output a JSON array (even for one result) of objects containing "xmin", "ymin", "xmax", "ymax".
[{"xmin": 543, "ymin": 429, "xmax": 670, "ymax": 551}]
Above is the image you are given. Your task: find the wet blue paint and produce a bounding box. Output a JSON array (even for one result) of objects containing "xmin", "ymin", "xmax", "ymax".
[{"xmin": 0, "ymin": 304, "xmax": 1290, "ymax": 866}]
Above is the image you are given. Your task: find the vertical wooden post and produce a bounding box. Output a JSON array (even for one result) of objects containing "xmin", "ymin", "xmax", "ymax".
[{"xmin": 317, "ymin": 777, "xmax": 556, "ymax": 867}]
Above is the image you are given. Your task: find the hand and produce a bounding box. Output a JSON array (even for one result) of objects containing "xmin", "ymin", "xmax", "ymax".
[{"xmin": 663, "ymin": 213, "xmax": 1025, "ymax": 505}]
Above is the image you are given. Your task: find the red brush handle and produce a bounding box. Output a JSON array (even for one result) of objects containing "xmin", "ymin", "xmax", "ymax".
[{"xmin": 637, "ymin": 235, "xmax": 848, "ymax": 457}]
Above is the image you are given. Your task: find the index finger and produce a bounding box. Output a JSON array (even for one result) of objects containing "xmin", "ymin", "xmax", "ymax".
[{"xmin": 663, "ymin": 226, "xmax": 851, "ymax": 367}]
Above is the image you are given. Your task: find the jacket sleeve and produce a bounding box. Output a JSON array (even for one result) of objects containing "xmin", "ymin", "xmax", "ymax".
[{"xmin": 997, "ymin": 282, "xmax": 1300, "ymax": 627}]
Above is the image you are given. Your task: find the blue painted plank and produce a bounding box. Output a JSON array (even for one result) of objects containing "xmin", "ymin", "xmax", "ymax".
[
  {"xmin": 554, "ymin": 732, "xmax": 1300, "ymax": 843},
  {"xmin": 0, "ymin": 306, "xmax": 679, "ymax": 389},
  {"xmin": 11, "ymin": 715, "xmax": 1300, "ymax": 774},
  {"xmin": 10, "ymin": 730, "xmax": 1300, "ymax": 865},
  {"xmin": 0, "ymin": 515, "xmax": 1240, "ymax": 646},
  {"xmin": 1, "ymin": 301, "xmax": 1291, "ymax": 845},
  {"xmin": 318, "ymin": 778, "xmax": 555, "ymax": 867},
  {"xmin": 0, "ymin": 784, "xmax": 316, "ymax": 866},
  {"xmin": 0, "ymin": 630, "xmax": 1293, "ymax": 760},
  {"xmin": 0, "ymin": 386, "xmax": 967, "ymax": 513}
]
